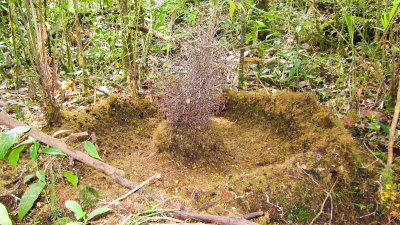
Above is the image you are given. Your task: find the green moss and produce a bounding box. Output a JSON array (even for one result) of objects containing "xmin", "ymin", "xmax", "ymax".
[
  {"xmin": 288, "ymin": 204, "xmax": 311, "ymax": 223},
  {"xmin": 48, "ymin": 207, "xmax": 63, "ymax": 222},
  {"xmin": 78, "ymin": 185, "xmax": 100, "ymax": 207},
  {"xmin": 58, "ymin": 95, "xmax": 159, "ymax": 137}
]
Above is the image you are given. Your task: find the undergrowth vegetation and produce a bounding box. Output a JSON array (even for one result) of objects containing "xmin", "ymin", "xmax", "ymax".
[{"xmin": 1, "ymin": 0, "xmax": 400, "ymax": 224}]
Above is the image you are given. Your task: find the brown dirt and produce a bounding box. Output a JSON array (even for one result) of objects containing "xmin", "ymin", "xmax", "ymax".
[{"xmin": 1, "ymin": 91, "xmax": 382, "ymax": 224}]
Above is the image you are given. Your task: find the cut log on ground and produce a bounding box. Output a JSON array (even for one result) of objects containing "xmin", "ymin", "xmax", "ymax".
[{"xmin": 0, "ymin": 111, "xmax": 135, "ymax": 189}]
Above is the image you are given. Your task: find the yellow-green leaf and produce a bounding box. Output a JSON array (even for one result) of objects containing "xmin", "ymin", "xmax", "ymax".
[
  {"xmin": 84, "ymin": 141, "xmax": 102, "ymax": 161},
  {"xmin": 7, "ymin": 145, "xmax": 25, "ymax": 168},
  {"xmin": 63, "ymin": 171, "xmax": 78, "ymax": 188},
  {"xmin": 228, "ymin": 0, "xmax": 235, "ymax": 19}
]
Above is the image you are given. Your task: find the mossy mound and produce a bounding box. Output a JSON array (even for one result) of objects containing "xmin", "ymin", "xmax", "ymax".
[
  {"xmin": 153, "ymin": 120, "xmax": 230, "ymax": 169},
  {"xmin": 184, "ymin": 90, "xmax": 376, "ymax": 223},
  {"xmin": 223, "ymin": 90, "xmax": 359, "ymax": 180},
  {"xmin": 59, "ymin": 94, "xmax": 159, "ymax": 135},
  {"xmin": 47, "ymin": 90, "xmax": 379, "ymax": 224}
]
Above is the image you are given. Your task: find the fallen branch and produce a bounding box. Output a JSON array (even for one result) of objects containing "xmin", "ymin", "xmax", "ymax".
[
  {"xmin": 0, "ymin": 111, "xmax": 135, "ymax": 189},
  {"xmin": 143, "ymin": 216, "xmax": 183, "ymax": 223},
  {"xmin": 108, "ymin": 173, "xmax": 162, "ymax": 206},
  {"xmin": 62, "ymin": 131, "xmax": 88, "ymax": 142},
  {"xmin": 150, "ymin": 224, "xmax": 207, "ymax": 225},
  {"xmin": 137, "ymin": 24, "xmax": 181, "ymax": 46},
  {"xmin": 173, "ymin": 208, "xmax": 263, "ymax": 225}
]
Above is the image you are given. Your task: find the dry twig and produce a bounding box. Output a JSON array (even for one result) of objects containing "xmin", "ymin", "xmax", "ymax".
[
  {"xmin": 309, "ymin": 180, "xmax": 338, "ymax": 225},
  {"xmin": 108, "ymin": 173, "xmax": 162, "ymax": 206}
]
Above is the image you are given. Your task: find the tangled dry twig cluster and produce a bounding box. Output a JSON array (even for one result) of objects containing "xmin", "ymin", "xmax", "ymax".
[{"xmin": 160, "ymin": 25, "xmax": 228, "ymax": 127}]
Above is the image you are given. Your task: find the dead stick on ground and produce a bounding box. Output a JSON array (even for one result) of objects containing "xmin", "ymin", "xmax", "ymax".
[
  {"xmin": 108, "ymin": 173, "xmax": 161, "ymax": 206},
  {"xmin": 310, "ymin": 180, "xmax": 337, "ymax": 225},
  {"xmin": 143, "ymin": 216, "xmax": 183, "ymax": 223},
  {"xmin": 0, "ymin": 111, "xmax": 135, "ymax": 189},
  {"xmin": 150, "ymin": 224, "xmax": 208, "ymax": 225},
  {"xmin": 308, "ymin": 180, "xmax": 337, "ymax": 225},
  {"xmin": 62, "ymin": 131, "xmax": 88, "ymax": 142},
  {"xmin": 173, "ymin": 209, "xmax": 263, "ymax": 225}
]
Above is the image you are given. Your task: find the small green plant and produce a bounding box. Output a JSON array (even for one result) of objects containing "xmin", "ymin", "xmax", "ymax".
[
  {"xmin": 366, "ymin": 114, "xmax": 389, "ymax": 136},
  {"xmin": 64, "ymin": 200, "xmax": 110, "ymax": 225},
  {"xmin": 78, "ymin": 185, "xmax": 100, "ymax": 207},
  {"xmin": 0, "ymin": 126, "xmax": 102, "ymax": 221},
  {"xmin": 353, "ymin": 202, "xmax": 374, "ymax": 210},
  {"xmin": 48, "ymin": 207, "xmax": 64, "ymax": 222}
]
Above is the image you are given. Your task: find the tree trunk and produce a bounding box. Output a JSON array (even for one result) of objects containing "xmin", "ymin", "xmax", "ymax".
[
  {"xmin": 119, "ymin": 0, "xmax": 138, "ymax": 96},
  {"xmin": 387, "ymin": 60, "xmax": 400, "ymax": 169},
  {"xmin": 238, "ymin": 16, "xmax": 246, "ymax": 89},
  {"xmin": 73, "ymin": 0, "xmax": 89, "ymax": 94}
]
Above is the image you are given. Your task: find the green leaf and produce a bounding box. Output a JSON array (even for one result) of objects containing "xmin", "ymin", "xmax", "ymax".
[
  {"xmin": 228, "ymin": 0, "xmax": 235, "ymax": 19},
  {"xmin": 52, "ymin": 130, "xmax": 72, "ymax": 137},
  {"xmin": 87, "ymin": 207, "xmax": 111, "ymax": 221},
  {"xmin": 66, "ymin": 222, "xmax": 84, "ymax": 225},
  {"xmin": 40, "ymin": 147, "xmax": 66, "ymax": 156},
  {"xmin": 377, "ymin": 121, "xmax": 390, "ymax": 134},
  {"xmin": 289, "ymin": 67, "xmax": 296, "ymax": 78},
  {"xmin": 0, "ymin": 126, "xmax": 31, "ymax": 159},
  {"xmin": 381, "ymin": 14, "xmax": 388, "ymax": 29},
  {"xmin": 245, "ymin": 33, "xmax": 254, "ymax": 44},
  {"xmin": 62, "ymin": 171, "xmax": 78, "ymax": 188},
  {"xmin": 65, "ymin": 200, "xmax": 86, "ymax": 220},
  {"xmin": 36, "ymin": 170, "xmax": 46, "ymax": 183},
  {"xmin": 344, "ymin": 13, "xmax": 354, "ymax": 40},
  {"xmin": 7, "ymin": 145, "xmax": 25, "ymax": 168},
  {"xmin": 248, "ymin": 20, "xmax": 266, "ymax": 28},
  {"xmin": 294, "ymin": 59, "xmax": 301, "ymax": 68},
  {"xmin": 389, "ymin": 0, "xmax": 400, "ymax": 21},
  {"xmin": 16, "ymin": 136, "xmax": 36, "ymax": 148},
  {"xmin": 296, "ymin": 25, "xmax": 302, "ymax": 33},
  {"xmin": 18, "ymin": 182, "xmax": 46, "ymax": 220},
  {"xmin": 236, "ymin": 2, "xmax": 245, "ymax": 11},
  {"xmin": 29, "ymin": 141, "xmax": 39, "ymax": 162},
  {"xmin": 24, "ymin": 174, "xmax": 35, "ymax": 184},
  {"xmin": 84, "ymin": 141, "xmax": 102, "ymax": 161},
  {"xmin": 0, "ymin": 202, "xmax": 12, "ymax": 225}
]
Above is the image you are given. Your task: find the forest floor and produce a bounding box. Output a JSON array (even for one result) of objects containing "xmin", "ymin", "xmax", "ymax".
[{"xmin": 1, "ymin": 89, "xmax": 384, "ymax": 224}]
